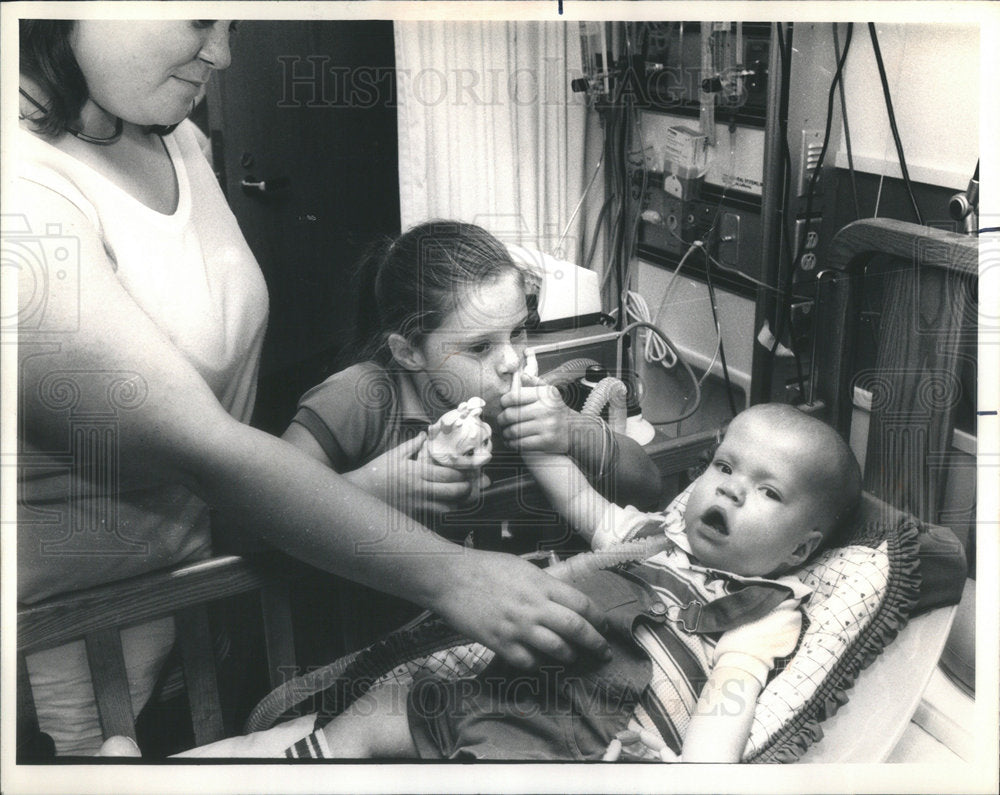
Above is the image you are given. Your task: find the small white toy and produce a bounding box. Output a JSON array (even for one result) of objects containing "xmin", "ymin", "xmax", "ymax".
[{"xmin": 421, "ymin": 398, "xmax": 493, "ymax": 502}]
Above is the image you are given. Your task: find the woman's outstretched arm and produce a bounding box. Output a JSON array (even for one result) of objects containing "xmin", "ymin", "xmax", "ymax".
[{"xmin": 16, "ymin": 181, "xmax": 610, "ymax": 670}]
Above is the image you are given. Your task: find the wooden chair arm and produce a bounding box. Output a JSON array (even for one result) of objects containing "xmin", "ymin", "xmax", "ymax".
[
  {"xmin": 18, "ymin": 554, "xmax": 295, "ymax": 754},
  {"xmin": 18, "ymin": 555, "xmax": 273, "ymax": 655}
]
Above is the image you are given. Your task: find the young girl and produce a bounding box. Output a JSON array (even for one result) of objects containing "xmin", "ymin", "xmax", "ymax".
[{"xmin": 282, "ymin": 220, "xmax": 660, "ymax": 536}]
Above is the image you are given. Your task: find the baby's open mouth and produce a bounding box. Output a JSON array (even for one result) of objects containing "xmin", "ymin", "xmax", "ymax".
[{"xmin": 700, "ymin": 507, "xmax": 729, "ymax": 536}]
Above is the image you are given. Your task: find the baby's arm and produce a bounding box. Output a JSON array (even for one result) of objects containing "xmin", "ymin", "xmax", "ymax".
[
  {"xmin": 498, "ymin": 374, "xmax": 660, "ymax": 509},
  {"xmin": 681, "ymin": 665, "xmax": 763, "ymax": 762},
  {"xmin": 681, "ymin": 599, "xmax": 804, "ymax": 762},
  {"xmin": 523, "ymin": 451, "xmax": 616, "ymax": 546}
]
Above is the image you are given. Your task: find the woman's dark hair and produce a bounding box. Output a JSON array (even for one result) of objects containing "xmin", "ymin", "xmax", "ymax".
[
  {"xmin": 19, "ymin": 21, "xmax": 87, "ymax": 137},
  {"xmin": 19, "ymin": 19, "xmax": 178, "ymax": 137},
  {"xmin": 353, "ymin": 221, "xmax": 531, "ymax": 365}
]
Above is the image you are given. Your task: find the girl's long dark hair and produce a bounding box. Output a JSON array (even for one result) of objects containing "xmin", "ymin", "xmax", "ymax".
[{"xmin": 352, "ymin": 221, "xmax": 525, "ymax": 366}]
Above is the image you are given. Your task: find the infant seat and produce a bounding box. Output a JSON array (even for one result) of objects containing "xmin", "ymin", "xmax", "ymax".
[
  {"xmin": 243, "ymin": 218, "xmax": 971, "ymax": 761},
  {"xmin": 243, "ymin": 489, "xmax": 964, "ymax": 762}
]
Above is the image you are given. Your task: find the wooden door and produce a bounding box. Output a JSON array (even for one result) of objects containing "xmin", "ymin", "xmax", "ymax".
[{"xmin": 206, "ymin": 21, "xmax": 400, "ymax": 434}]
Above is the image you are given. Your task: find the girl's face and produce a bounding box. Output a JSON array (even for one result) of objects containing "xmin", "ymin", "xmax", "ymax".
[
  {"xmin": 70, "ymin": 20, "xmax": 234, "ymax": 127},
  {"xmin": 410, "ymin": 270, "xmax": 530, "ymax": 419}
]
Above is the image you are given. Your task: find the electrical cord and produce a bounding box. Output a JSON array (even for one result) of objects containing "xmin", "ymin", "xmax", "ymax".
[
  {"xmin": 703, "ymin": 247, "xmax": 789, "ymax": 295},
  {"xmin": 833, "ymin": 23, "xmax": 861, "ymax": 220},
  {"xmin": 652, "ymin": 235, "xmax": 735, "ymax": 409},
  {"xmin": 799, "ymin": 22, "xmax": 853, "ymax": 252},
  {"xmin": 555, "ymin": 148, "xmax": 606, "ymax": 258},
  {"xmin": 621, "ymin": 84, "xmax": 648, "ymax": 319},
  {"xmin": 615, "ymin": 320, "xmax": 703, "ymax": 424},
  {"xmin": 584, "ymin": 192, "xmax": 616, "ymax": 272},
  {"xmin": 660, "ymin": 233, "xmax": 705, "ymax": 307},
  {"xmin": 610, "ymin": 46, "xmax": 630, "ymax": 329},
  {"xmin": 589, "ymin": 38, "xmax": 629, "ymax": 326},
  {"xmin": 771, "ymin": 22, "xmax": 796, "ymax": 355},
  {"xmin": 624, "ymin": 290, "xmax": 678, "ymax": 369},
  {"xmin": 696, "ymin": 321, "xmax": 723, "ymax": 391},
  {"xmin": 663, "ymin": 211, "xmax": 790, "ymax": 297},
  {"xmin": 702, "ymin": 247, "xmax": 740, "ymax": 417},
  {"xmin": 777, "ymin": 22, "xmax": 853, "ymax": 401},
  {"xmin": 868, "ymin": 23, "xmax": 924, "ymax": 226}
]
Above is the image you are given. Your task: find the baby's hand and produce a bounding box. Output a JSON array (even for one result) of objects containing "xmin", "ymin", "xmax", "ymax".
[
  {"xmin": 603, "ymin": 728, "xmax": 680, "ymax": 762},
  {"xmin": 497, "ymin": 371, "xmax": 575, "ymax": 454},
  {"xmin": 348, "ymin": 434, "xmax": 487, "ymax": 516}
]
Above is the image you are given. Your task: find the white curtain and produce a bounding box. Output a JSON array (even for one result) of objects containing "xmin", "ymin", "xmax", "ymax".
[{"xmin": 394, "ymin": 20, "xmax": 593, "ymax": 263}]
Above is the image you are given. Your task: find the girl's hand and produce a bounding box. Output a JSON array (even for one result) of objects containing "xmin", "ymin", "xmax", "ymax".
[
  {"xmin": 346, "ymin": 434, "xmax": 487, "ymax": 516},
  {"xmin": 497, "ymin": 372, "xmax": 575, "ymax": 454}
]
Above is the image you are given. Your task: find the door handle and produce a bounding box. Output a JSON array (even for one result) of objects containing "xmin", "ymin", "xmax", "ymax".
[{"xmin": 240, "ymin": 176, "xmax": 291, "ymax": 196}]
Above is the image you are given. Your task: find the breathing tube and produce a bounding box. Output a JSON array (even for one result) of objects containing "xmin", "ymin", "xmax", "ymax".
[
  {"xmin": 544, "ymin": 535, "xmax": 673, "ymax": 582},
  {"xmin": 532, "ymin": 356, "xmax": 630, "ymax": 435},
  {"xmin": 580, "ymin": 376, "xmax": 628, "ymax": 435},
  {"xmin": 536, "ymin": 357, "xmax": 601, "ymax": 387}
]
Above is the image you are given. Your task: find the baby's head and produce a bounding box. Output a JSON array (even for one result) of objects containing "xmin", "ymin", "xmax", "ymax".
[{"xmin": 684, "ymin": 404, "xmax": 862, "ymax": 578}]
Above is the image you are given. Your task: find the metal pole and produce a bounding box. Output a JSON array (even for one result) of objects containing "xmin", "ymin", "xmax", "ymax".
[{"xmin": 749, "ymin": 22, "xmax": 789, "ymax": 405}]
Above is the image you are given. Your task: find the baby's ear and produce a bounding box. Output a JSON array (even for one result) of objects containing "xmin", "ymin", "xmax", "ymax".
[
  {"xmin": 388, "ymin": 332, "xmax": 425, "ymax": 371},
  {"xmin": 786, "ymin": 529, "xmax": 823, "ymax": 569}
]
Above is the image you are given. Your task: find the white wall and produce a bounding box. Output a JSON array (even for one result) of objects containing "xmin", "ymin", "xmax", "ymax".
[
  {"xmin": 836, "ymin": 23, "xmax": 979, "ymax": 190},
  {"xmin": 633, "ymin": 22, "xmax": 982, "ymax": 402}
]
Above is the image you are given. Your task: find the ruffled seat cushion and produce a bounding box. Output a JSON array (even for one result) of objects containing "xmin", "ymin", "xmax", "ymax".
[{"xmin": 743, "ymin": 504, "xmax": 922, "ymax": 762}]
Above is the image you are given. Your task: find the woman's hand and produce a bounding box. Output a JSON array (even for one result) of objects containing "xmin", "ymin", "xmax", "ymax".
[
  {"xmin": 429, "ymin": 548, "xmax": 612, "ymax": 669},
  {"xmin": 346, "ymin": 434, "xmax": 488, "ymax": 516},
  {"xmin": 496, "ymin": 372, "xmax": 575, "ymax": 454}
]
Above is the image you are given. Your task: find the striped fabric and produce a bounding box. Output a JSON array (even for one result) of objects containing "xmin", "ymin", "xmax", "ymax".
[
  {"xmin": 596, "ymin": 485, "xmax": 810, "ymax": 757},
  {"xmin": 285, "ymin": 729, "xmax": 329, "ymax": 759}
]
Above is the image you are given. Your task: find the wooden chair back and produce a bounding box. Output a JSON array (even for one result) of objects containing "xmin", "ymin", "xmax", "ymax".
[{"xmin": 17, "ymin": 555, "xmax": 295, "ymax": 755}]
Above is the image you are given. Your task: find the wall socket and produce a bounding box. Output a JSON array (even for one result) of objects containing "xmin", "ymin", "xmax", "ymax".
[
  {"xmin": 794, "ymin": 218, "xmax": 821, "ymax": 266},
  {"xmin": 797, "ymin": 129, "xmax": 825, "ymax": 197},
  {"xmin": 718, "ymin": 212, "xmax": 742, "ymax": 268}
]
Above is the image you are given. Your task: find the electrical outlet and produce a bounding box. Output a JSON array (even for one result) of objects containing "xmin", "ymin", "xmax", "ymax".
[
  {"xmin": 797, "ymin": 129, "xmax": 825, "ymax": 197},
  {"xmin": 800, "ymin": 252, "xmax": 818, "ymax": 271},
  {"xmin": 789, "ymin": 300, "xmax": 814, "ymax": 360},
  {"xmin": 794, "ymin": 218, "xmax": 821, "ymax": 257},
  {"xmin": 718, "ymin": 212, "xmax": 741, "ymax": 268}
]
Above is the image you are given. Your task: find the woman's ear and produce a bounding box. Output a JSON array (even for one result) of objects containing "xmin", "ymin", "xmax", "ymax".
[{"xmin": 387, "ymin": 332, "xmax": 425, "ymax": 371}]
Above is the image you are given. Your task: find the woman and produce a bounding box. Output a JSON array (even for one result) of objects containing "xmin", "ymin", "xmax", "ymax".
[{"xmin": 14, "ymin": 19, "xmax": 610, "ymax": 756}]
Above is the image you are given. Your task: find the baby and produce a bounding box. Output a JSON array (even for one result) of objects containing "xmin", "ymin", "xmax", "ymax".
[{"xmin": 289, "ymin": 402, "xmax": 861, "ymax": 762}]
